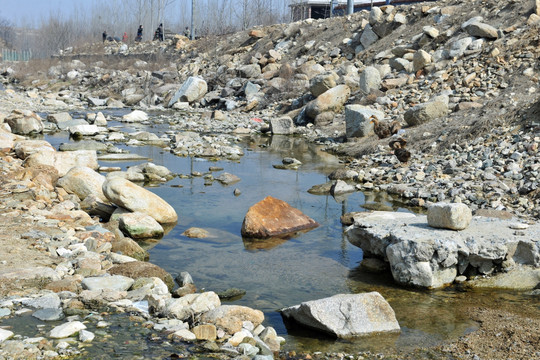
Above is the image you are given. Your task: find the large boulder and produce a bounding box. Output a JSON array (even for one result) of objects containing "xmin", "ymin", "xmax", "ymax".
[
  {"xmin": 281, "ymin": 293, "xmax": 400, "ymax": 338},
  {"xmin": 305, "ymin": 85, "xmax": 350, "ymax": 120},
  {"xmin": 14, "ymin": 140, "xmax": 55, "ymax": 160},
  {"xmin": 109, "ymin": 261, "xmax": 174, "ymax": 292},
  {"xmin": 360, "ymin": 25, "xmax": 379, "ymax": 48},
  {"xmin": 58, "ymin": 166, "xmax": 108, "ymax": 202},
  {"xmin": 69, "ymin": 124, "xmax": 100, "ymax": 137},
  {"xmin": 102, "ymin": 177, "xmax": 178, "ymax": 224},
  {"xmin": 345, "ymin": 105, "xmax": 385, "ymax": 138},
  {"xmin": 359, "ymin": 66, "xmax": 381, "ymax": 95},
  {"xmin": 309, "ymin": 72, "xmax": 338, "ymax": 97},
  {"xmin": 167, "ymin": 77, "xmax": 208, "ymax": 106},
  {"xmin": 463, "ymin": 21, "xmax": 498, "ymax": 39},
  {"xmin": 5, "ymin": 111, "xmax": 43, "ymax": 135},
  {"xmin": 346, "ymin": 212, "xmax": 540, "ymax": 289},
  {"xmin": 404, "ymin": 96, "xmax": 448, "ymax": 126},
  {"xmin": 25, "ymin": 150, "xmax": 98, "ymax": 177},
  {"xmin": 118, "ymin": 212, "xmax": 164, "ymax": 239},
  {"xmin": 0, "ymin": 130, "xmax": 24, "ymax": 152},
  {"xmin": 427, "ymin": 203, "xmax": 472, "ymax": 230},
  {"xmin": 122, "ymin": 110, "xmax": 148, "ymax": 122},
  {"xmin": 270, "ymin": 116, "xmax": 294, "ymax": 135},
  {"xmin": 238, "ymin": 64, "xmax": 262, "ymax": 79},
  {"xmin": 200, "ymin": 305, "xmax": 264, "ymax": 335},
  {"xmin": 241, "ymin": 196, "xmax": 319, "ymax": 238},
  {"xmin": 47, "ymin": 112, "xmax": 72, "ymax": 124}
]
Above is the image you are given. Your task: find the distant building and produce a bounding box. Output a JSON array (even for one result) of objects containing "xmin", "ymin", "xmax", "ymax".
[{"xmin": 290, "ymin": 0, "xmax": 433, "ymax": 21}]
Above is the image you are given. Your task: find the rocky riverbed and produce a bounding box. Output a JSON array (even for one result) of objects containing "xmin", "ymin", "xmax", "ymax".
[{"xmin": 0, "ymin": 0, "xmax": 539, "ymax": 358}]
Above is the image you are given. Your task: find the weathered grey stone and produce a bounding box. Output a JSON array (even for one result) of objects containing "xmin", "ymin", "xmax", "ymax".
[
  {"xmin": 165, "ymin": 291, "xmax": 220, "ymax": 320},
  {"xmin": 216, "ymin": 172, "xmax": 241, "ymax": 185},
  {"xmin": 389, "ymin": 57, "xmax": 412, "ymax": 72},
  {"xmin": 82, "ymin": 275, "xmax": 134, "ymax": 291},
  {"xmin": 345, "ymin": 105, "xmax": 385, "ymax": 138},
  {"xmin": 127, "ymin": 277, "xmax": 169, "ymax": 301},
  {"xmin": 56, "ymin": 119, "xmax": 91, "ymax": 131},
  {"xmin": 102, "ymin": 177, "xmax": 178, "ymax": 224},
  {"xmin": 87, "ymin": 97, "xmax": 108, "ymax": 106},
  {"xmin": 413, "ymin": 49, "xmax": 432, "ymax": 72},
  {"xmin": 427, "ymin": 203, "xmax": 472, "ymax": 230},
  {"xmin": 448, "ymin": 37, "xmax": 474, "ymax": 58},
  {"xmin": 359, "ymin": 66, "xmax": 381, "ymax": 95},
  {"xmin": 50, "ymin": 321, "xmax": 86, "ymax": 338},
  {"xmin": 32, "ymin": 308, "xmax": 64, "ymax": 321},
  {"xmin": 360, "ymin": 25, "xmax": 379, "ymax": 48},
  {"xmin": 404, "ymin": 97, "xmax": 448, "ymax": 126},
  {"xmin": 369, "ymin": 7, "xmax": 384, "ymax": 25},
  {"xmin": 423, "ymin": 26, "xmax": 439, "ymax": 38},
  {"xmin": 280, "ymin": 293, "xmax": 400, "ymax": 338},
  {"xmin": 346, "ymin": 213, "xmax": 540, "ymax": 289},
  {"xmin": 243, "ymin": 82, "xmax": 260, "ymax": 100},
  {"xmin": 238, "ymin": 64, "xmax": 262, "ymax": 79},
  {"xmin": 168, "ymin": 77, "xmax": 208, "ymax": 106},
  {"xmin": 47, "ymin": 112, "xmax": 72, "ymax": 124},
  {"xmin": 310, "ymin": 72, "xmax": 338, "ymax": 97},
  {"xmin": 270, "ymin": 116, "xmax": 294, "ymax": 135},
  {"xmin": 22, "ymin": 293, "xmax": 61, "ymax": 309},
  {"xmin": 464, "ymin": 21, "xmax": 498, "ymax": 39}
]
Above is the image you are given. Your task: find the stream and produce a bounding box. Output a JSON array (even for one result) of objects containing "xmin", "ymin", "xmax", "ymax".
[{"xmin": 33, "ymin": 112, "xmax": 539, "ymax": 357}]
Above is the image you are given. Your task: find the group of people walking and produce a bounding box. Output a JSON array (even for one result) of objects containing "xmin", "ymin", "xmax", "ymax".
[{"xmin": 103, "ymin": 23, "xmax": 189, "ymax": 44}]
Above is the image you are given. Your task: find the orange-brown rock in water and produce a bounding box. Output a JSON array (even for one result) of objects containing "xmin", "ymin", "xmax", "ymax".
[{"xmin": 241, "ymin": 196, "xmax": 319, "ymax": 238}]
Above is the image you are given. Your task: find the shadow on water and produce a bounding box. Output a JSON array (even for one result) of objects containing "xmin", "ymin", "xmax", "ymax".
[{"xmin": 33, "ymin": 116, "xmax": 540, "ymax": 355}]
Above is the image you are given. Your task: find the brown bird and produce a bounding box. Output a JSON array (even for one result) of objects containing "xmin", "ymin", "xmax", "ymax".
[
  {"xmin": 389, "ymin": 137, "xmax": 411, "ymax": 163},
  {"xmin": 370, "ymin": 115, "xmax": 402, "ymax": 139}
]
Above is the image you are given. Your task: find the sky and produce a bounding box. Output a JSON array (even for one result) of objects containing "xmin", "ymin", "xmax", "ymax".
[{"xmin": 1, "ymin": 0, "xmax": 72, "ymax": 25}]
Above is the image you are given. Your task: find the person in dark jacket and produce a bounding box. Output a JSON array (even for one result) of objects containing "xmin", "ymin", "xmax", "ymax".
[
  {"xmin": 136, "ymin": 25, "xmax": 143, "ymax": 42},
  {"xmin": 102, "ymin": 30, "xmax": 107, "ymax": 43},
  {"xmin": 154, "ymin": 23, "xmax": 163, "ymax": 41}
]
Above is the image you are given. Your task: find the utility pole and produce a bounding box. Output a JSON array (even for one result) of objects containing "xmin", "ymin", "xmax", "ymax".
[
  {"xmin": 191, "ymin": 0, "xmax": 195, "ymax": 40},
  {"xmin": 347, "ymin": 0, "xmax": 353, "ymax": 15}
]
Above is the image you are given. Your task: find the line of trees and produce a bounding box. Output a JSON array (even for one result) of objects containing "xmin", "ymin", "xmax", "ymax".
[{"xmin": 0, "ymin": 0, "xmax": 292, "ymax": 58}]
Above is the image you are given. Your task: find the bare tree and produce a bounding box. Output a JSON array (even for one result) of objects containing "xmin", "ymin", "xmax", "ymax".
[{"xmin": 0, "ymin": 16, "xmax": 15, "ymax": 48}]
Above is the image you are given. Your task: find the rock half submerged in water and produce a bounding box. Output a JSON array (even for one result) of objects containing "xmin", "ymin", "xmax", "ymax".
[
  {"xmin": 241, "ymin": 196, "xmax": 319, "ymax": 239},
  {"xmin": 280, "ymin": 292, "xmax": 400, "ymax": 338}
]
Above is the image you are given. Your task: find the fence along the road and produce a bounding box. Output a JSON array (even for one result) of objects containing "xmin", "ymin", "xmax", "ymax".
[{"xmin": 1, "ymin": 49, "xmax": 32, "ymax": 62}]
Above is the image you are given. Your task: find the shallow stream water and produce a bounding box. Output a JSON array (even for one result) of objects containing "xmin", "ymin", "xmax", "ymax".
[{"xmin": 35, "ymin": 113, "xmax": 540, "ymax": 356}]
